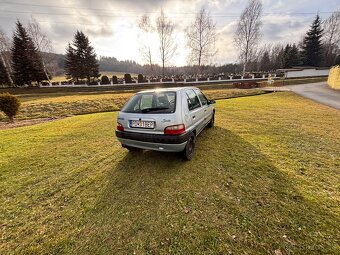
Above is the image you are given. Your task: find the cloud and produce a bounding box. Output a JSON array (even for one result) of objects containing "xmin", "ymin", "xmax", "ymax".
[{"xmin": 0, "ymin": 0, "xmax": 338, "ymax": 66}]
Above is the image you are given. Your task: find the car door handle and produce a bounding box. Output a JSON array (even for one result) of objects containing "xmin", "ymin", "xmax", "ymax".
[
  {"xmin": 204, "ymin": 109, "xmax": 207, "ymax": 112},
  {"xmin": 192, "ymin": 115, "xmax": 196, "ymax": 119}
]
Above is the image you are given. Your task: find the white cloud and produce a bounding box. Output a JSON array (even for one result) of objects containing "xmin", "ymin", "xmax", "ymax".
[{"xmin": 0, "ymin": 0, "xmax": 338, "ymax": 66}]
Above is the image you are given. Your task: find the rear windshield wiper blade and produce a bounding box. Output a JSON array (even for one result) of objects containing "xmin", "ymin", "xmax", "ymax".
[{"xmin": 141, "ymin": 107, "xmax": 169, "ymax": 113}]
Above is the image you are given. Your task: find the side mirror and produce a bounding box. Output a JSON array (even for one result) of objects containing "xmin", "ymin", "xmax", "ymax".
[{"xmin": 208, "ymin": 99, "xmax": 216, "ymax": 105}]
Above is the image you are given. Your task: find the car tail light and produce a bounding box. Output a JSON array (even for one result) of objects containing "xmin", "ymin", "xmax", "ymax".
[
  {"xmin": 117, "ymin": 122, "xmax": 124, "ymax": 131},
  {"xmin": 164, "ymin": 124, "xmax": 185, "ymax": 135}
]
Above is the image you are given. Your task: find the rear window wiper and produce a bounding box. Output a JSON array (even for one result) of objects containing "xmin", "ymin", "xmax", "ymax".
[{"xmin": 141, "ymin": 107, "xmax": 169, "ymax": 113}]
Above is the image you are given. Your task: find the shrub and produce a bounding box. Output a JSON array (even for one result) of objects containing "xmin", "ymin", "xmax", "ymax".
[
  {"xmin": 112, "ymin": 75, "xmax": 118, "ymax": 84},
  {"xmin": 0, "ymin": 93, "xmax": 21, "ymax": 122},
  {"xmin": 138, "ymin": 74, "xmax": 144, "ymax": 83},
  {"xmin": 101, "ymin": 75, "xmax": 110, "ymax": 84},
  {"xmin": 124, "ymin": 73, "xmax": 132, "ymax": 83}
]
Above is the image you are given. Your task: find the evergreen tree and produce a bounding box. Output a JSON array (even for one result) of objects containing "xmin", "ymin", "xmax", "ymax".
[
  {"xmin": 274, "ymin": 47, "xmax": 285, "ymax": 69},
  {"xmin": 11, "ymin": 21, "xmax": 47, "ymax": 86},
  {"xmin": 0, "ymin": 59, "xmax": 10, "ymax": 84},
  {"xmin": 335, "ymin": 55, "xmax": 340, "ymax": 65},
  {"xmin": 301, "ymin": 15, "xmax": 323, "ymax": 66},
  {"xmin": 283, "ymin": 44, "xmax": 292, "ymax": 68},
  {"xmin": 280, "ymin": 43, "xmax": 302, "ymax": 68},
  {"xmin": 64, "ymin": 43, "xmax": 77, "ymax": 79},
  {"xmin": 64, "ymin": 31, "xmax": 99, "ymax": 81},
  {"xmin": 260, "ymin": 51, "xmax": 271, "ymax": 71},
  {"xmin": 289, "ymin": 44, "xmax": 301, "ymax": 67}
]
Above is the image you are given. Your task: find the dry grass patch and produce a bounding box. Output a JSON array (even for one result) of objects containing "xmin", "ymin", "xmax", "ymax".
[{"xmin": 0, "ymin": 92, "xmax": 339, "ymax": 254}]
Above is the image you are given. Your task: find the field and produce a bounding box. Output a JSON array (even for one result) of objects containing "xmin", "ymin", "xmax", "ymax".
[
  {"xmin": 1, "ymin": 92, "xmax": 339, "ymax": 254},
  {"xmin": 0, "ymin": 88, "xmax": 265, "ymax": 121}
]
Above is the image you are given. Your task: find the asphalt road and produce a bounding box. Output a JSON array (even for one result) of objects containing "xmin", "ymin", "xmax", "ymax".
[{"xmin": 286, "ymin": 82, "xmax": 340, "ymax": 110}]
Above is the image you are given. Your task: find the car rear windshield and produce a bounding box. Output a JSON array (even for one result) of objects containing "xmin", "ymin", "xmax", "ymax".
[{"xmin": 121, "ymin": 91, "xmax": 176, "ymax": 114}]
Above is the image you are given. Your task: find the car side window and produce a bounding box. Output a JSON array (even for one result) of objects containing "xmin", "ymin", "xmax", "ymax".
[
  {"xmin": 196, "ymin": 91, "xmax": 208, "ymax": 106},
  {"xmin": 186, "ymin": 89, "xmax": 201, "ymax": 111}
]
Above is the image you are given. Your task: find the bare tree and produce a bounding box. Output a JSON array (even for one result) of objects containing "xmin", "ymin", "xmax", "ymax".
[
  {"xmin": 0, "ymin": 29, "xmax": 13, "ymax": 85},
  {"xmin": 138, "ymin": 15, "xmax": 154, "ymax": 73},
  {"xmin": 323, "ymin": 11, "xmax": 340, "ymax": 65},
  {"xmin": 156, "ymin": 9, "xmax": 177, "ymax": 77},
  {"xmin": 234, "ymin": 0, "xmax": 263, "ymax": 75},
  {"xmin": 27, "ymin": 17, "xmax": 54, "ymax": 81},
  {"xmin": 186, "ymin": 7, "xmax": 217, "ymax": 74}
]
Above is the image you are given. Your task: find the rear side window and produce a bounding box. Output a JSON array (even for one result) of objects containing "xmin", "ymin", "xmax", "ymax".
[
  {"xmin": 196, "ymin": 91, "xmax": 208, "ymax": 106},
  {"xmin": 186, "ymin": 89, "xmax": 201, "ymax": 111},
  {"xmin": 122, "ymin": 91, "xmax": 176, "ymax": 114}
]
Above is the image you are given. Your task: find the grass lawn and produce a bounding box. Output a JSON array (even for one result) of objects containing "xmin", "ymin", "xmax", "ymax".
[
  {"xmin": 0, "ymin": 92, "xmax": 339, "ymax": 254},
  {"xmin": 0, "ymin": 88, "xmax": 265, "ymax": 121}
]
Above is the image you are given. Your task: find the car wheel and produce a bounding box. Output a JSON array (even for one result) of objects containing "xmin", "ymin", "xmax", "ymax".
[
  {"xmin": 208, "ymin": 113, "xmax": 215, "ymax": 128},
  {"xmin": 182, "ymin": 133, "xmax": 196, "ymax": 160}
]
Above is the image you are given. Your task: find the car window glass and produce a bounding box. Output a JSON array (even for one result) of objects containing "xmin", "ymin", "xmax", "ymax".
[
  {"xmin": 122, "ymin": 92, "xmax": 176, "ymax": 113},
  {"xmin": 140, "ymin": 94, "xmax": 153, "ymax": 110},
  {"xmin": 196, "ymin": 91, "xmax": 208, "ymax": 106},
  {"xmin": 186, "ymin": 89, "xmax": 201, "ymax": 111}
]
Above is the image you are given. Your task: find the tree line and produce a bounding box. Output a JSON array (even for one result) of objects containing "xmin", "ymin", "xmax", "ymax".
[
  {"xmin": 0, "ymin": 1, "xmax": 339, "ymax": 86},
  {"xmin": 234, "ymin": 0, "xmax": 339, "ymax": 74}
]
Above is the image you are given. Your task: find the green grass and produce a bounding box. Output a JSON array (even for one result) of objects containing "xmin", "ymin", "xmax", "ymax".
[
  {"xmin": 1, "ymin": 92, "xmax": 339, "ymax": 254},
  {"xmin": 0, "ymin": 89, "xmax": 266, "ymax": 121}
]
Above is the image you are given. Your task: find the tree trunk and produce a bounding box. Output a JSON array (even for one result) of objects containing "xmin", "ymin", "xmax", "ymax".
[
  {"xmin": 242, "ymin": 62, "xmax": 246, "ymax": 76},
  {"xmin": 198, "ymin": 51, "xmax": 201, "ymax": 76},
  {"xmin": 0, "ymin": 53, "xmax": 13, "ymax": 85},
  {"xmin": 42, "ymin": 61, "xmax": 50, "ymax": 82},
  {"xmin": 162, "ymin": 60, "xmax": 165, "ymax": 78}
]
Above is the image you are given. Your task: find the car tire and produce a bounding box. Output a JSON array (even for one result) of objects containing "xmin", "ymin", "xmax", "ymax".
[
  {"xmin": 182, "ymin": 133, "xmax": 196, "ymax": 160},
  {"xmin": 208, "ymin": 112, "xmax": 215, "ymax": 128}
]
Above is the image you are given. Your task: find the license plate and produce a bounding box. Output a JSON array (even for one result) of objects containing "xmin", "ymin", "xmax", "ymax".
[{"xmin": 130, "ymin": 120, "xmax": 155, "ymax": 129}]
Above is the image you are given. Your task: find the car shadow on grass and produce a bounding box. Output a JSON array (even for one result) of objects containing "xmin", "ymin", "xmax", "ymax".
[{"xmin": 71, "ymin": 126, "xmax": 339, "ymax": 254}]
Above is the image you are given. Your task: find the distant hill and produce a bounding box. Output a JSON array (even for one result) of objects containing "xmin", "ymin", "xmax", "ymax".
[{"xmin": 46, "ymin": 53, "xmax": 145, "ymax": 75}]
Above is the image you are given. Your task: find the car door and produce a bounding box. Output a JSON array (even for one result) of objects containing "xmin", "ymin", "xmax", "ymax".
[
  {"xmin": 185, "ymin": 89, "xmax": 205, "ymax": 134},
  {"xmin": 195, "ymin": 89, "xmax": 212, "ymax": 126}
]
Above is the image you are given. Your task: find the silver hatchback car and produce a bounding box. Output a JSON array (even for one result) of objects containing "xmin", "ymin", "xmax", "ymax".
[{"xmin": 115, "ymin": 87, "xmax": 215, "ymax": 160}]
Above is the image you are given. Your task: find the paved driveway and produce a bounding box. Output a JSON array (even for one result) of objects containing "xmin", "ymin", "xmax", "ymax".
[{"xmin": 286, "ymin": 82, "xmax": 340, "ymax": 110}]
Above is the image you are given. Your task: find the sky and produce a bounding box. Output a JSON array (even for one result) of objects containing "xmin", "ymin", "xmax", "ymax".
[{"xmin": 0, "ymin": 0, "xmax": 339, "ymax": 66}]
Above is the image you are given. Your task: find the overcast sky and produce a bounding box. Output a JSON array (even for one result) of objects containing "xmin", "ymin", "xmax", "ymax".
[{"xmin": 0, "ymin": 0, "xmax": 339, "ymax": 66}]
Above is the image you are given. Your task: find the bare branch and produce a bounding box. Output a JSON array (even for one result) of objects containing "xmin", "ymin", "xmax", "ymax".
[
  {"xmin": 138, "ymin": 15, "xmax": 154, "ymax": 73},
  {"xmin": 234, "ymin": 0, "xmax": 262, "ymax": 75},
  {"xmin": 0, "ymin": 28, "xmax": 14, "ymax": 84},
  {"xmin": 26, "ymin": 16, "xmax": 55, "ymax": 81},
  {"xmin": 186, "ymin": 7, "xmax": 217, "ymax": 73},
  {"xmin": 323, "ymin": 11, "xmax": 340, "ymax": 64},
  {"xmin": 156, "ymin": 9, "xmax": 177, "ymax": 77}
]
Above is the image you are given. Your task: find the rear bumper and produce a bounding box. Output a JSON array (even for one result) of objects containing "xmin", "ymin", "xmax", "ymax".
[{"xmin": 115, "ymin": 130, "xmax": 190, "ymax": 152}]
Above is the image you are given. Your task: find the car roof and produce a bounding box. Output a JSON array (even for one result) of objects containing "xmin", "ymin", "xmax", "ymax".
[{"xmin": 136, "ymin": 87, "xmax": 199, "ymax": 94}]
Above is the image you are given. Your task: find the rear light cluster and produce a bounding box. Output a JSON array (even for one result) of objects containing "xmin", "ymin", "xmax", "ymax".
[
  {"xmin": 164, "ymin": 124, "xmax": 185, "ymax": 135},
  {"xmin": 117, "ymin": 122, "xmax": 124, "ymax": 131}
]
